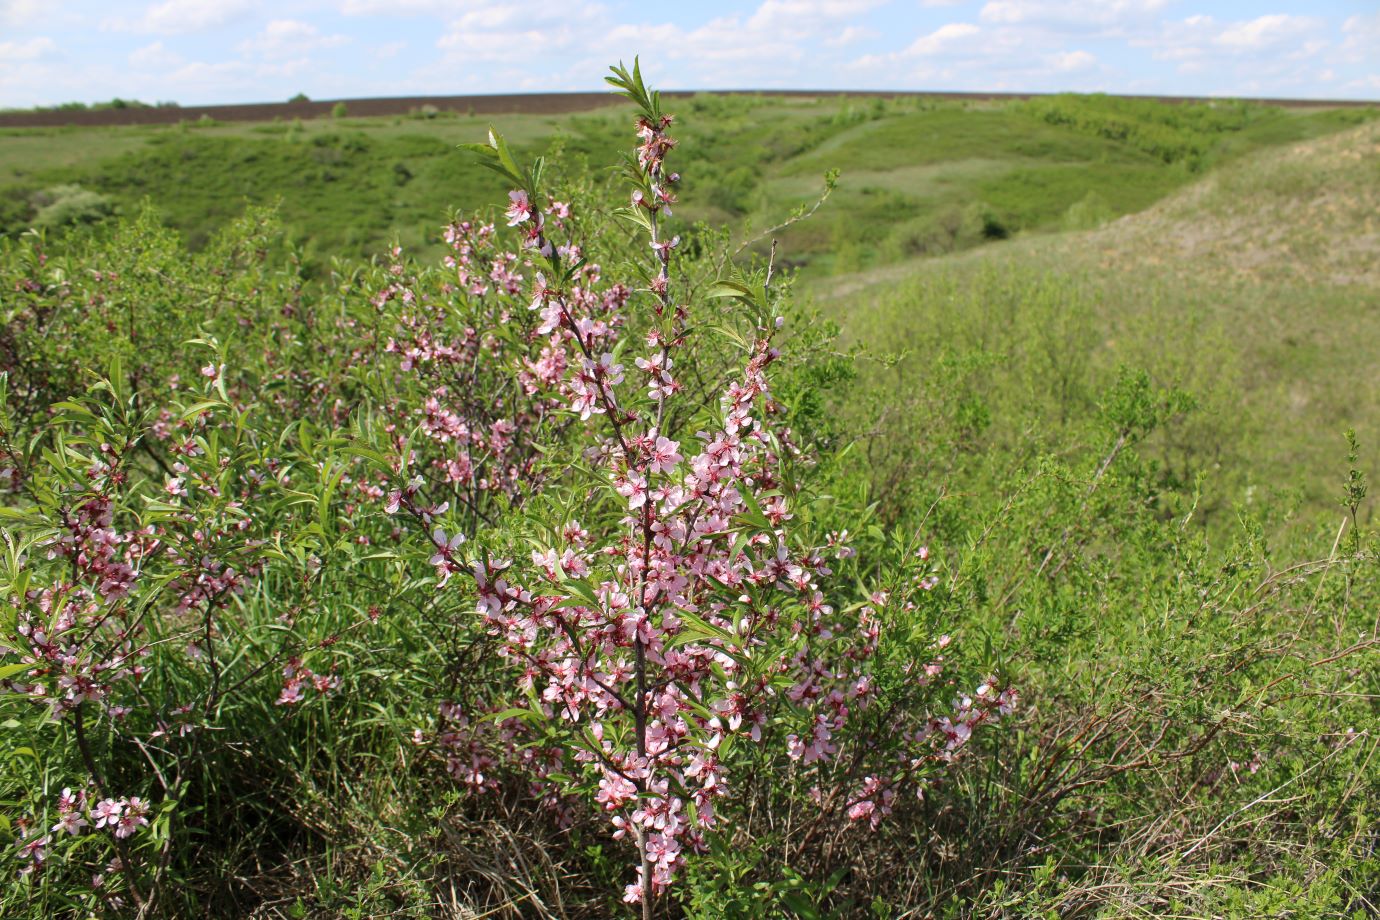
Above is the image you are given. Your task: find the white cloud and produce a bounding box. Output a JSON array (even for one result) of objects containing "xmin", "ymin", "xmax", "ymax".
[
  {"xmin": 850, "ymin": 20, "xmax": 993, "ymax": 73},
  {"xmin": 115, "ymin": 0, "xmax": 258, "ymax": 35},
  {"xmin": 906, "ymin": 22, "xmax": 981, "ymax": 54},
  {"xmin": 1141, "ymin": 13, "xmax": 1327, "ymax": 67},
  {"xmin": 1048, "ymin": 48, "xmax": 1092, "ymax": 71},
  {"xmin": 428, "ymin": 0, "xmax": 887, "ymax": 88},
  {"xmin": 436, "ymin": 0, "xmax": 605, "ymax": 61},
  {"xmin": 238, "ymin": 20, "xmax": 349, "ymax": 58},
  {"xmin": 156, "ymin": 56, "xmax": 316, "ymax": 97},
  {"xmin": 980, "ymin": 0, "xmax": 1169, "ymax": 30},
  {"xmin": 610, "ymin": 16, "xmax": 806, "ymax": 72},
  {"xmin": 847, "ymin": 12, "xmax": 1119, "ymax": 91},
  {"xmin": 825, "ymin": 25, "xmax": 876, "ymax": 47},
  {"xmin": 339, "ymin": 0, "xmax": 448, "ymax": 14},
  {"xmin": 1049, "ymin": 49, "xmax": 1096, "ymax": 72},
  {"xmin": 1215, "ymin": 14, "xmax": 1314, "ymax": 51},
  {"xmin": 161, "ymin": 59, "xmax": 255, "ymax": 91},
  {"xmin": 129, "ymin": 41, "xmax": 184, "ymax": 69},
  {"xmin": 1342, "ymin": 12, "xmax": 1380, "ymax": 40},
  {"xmin": 1340, "ymin": 13, "xmax": 1380, "ymax": 63},
  {"xmin": 746, "ymin": 0, "xmax": 888, "ymax": 36},
  {"xmin": 0, "ymin": 0, "xmax": 46, "ymax": 28},
  {"xmin": 0, "ymin": 36, "xmax": 56, "ymax": 62}
]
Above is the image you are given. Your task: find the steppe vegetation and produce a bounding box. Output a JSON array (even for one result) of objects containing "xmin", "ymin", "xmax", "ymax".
[{"xmin": 1, "ymin": 66, "xmax": 1377, "ymax": 918}]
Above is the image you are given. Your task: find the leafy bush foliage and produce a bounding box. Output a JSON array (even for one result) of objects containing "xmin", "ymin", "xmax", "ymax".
[
  {"xmin": 31, "ymin": 185, "xmax": 115, "ymax": 231},
  {"xmin": 1015, "ymin": 93, "xmax": 1263, "ymax": 170}
]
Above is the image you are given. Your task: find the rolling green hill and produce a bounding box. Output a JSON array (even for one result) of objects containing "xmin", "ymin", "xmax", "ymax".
[
  {"xmin": 3, "ymin": 93, "xmax": 1374, "ymax": 519},
  {"xmin": 3, "ymin": 94, "xmax": 1373, "ymax": 273},
  {"xmin": 819, "ymin": 119, "xmax": 1380, "ymax": 522}
]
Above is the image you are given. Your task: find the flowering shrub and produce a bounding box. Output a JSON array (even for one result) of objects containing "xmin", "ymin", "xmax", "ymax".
[
  {"xmin": 0, "ymin": 62, "xmax": 1016, "ymax": 916},
  {"xmin": 348, "ymin": 61, "xmax": 1016, "ymax": 911},
  {"xmin": 0, "ymin": 355, "xmax": 342, "ymax": 910}
]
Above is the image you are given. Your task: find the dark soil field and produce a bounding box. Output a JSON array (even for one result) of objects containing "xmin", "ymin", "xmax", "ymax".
[{"xmin": 2, "ymin": 89, "xmax": 1373, "ymax": 129}]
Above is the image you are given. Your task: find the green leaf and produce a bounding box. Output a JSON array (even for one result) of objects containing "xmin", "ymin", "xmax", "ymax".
[
  {"xmin": 49, "ymin": 400, "xmax": 96, "ymax": 418},
  {"xmin": 780, "ymin": 892, "xmax": 819, "ymax": 919},
  {"xmin": 728, "ymin": 529, "xmax": 751, "ymax": 563},
  {"xmin": 675, "ymin": 609, "xmax": 737, "ymax": 646},
  {"xmin": 617, "ymin": 206, "xmax": 654, "ymax": 233},
  {"xmin": 461, "ymin": 127, "xmax": 530, "ymax": 189},
  {"xmin": 707, "ymin": 280, "xmax": 758, "ymax": 305},
  {"xmin": 561, "ymin": 578, "xmax": 601, "ymax": 608},
  {"xmin": 0, "ymin": 661, "xmax": 33, "ymax": 681},
  {"xmin": 737, "ymin": 486, "xmax": 773, "ymax": 533},
  {"xmin": 179, "ymin": 400, "xmax": 224, "ymax": 420}
]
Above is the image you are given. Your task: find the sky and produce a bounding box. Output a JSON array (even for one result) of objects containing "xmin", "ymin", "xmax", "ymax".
[{"xmin": 1, "ymin": 1, "xmax": 1377, "ymax": 108}]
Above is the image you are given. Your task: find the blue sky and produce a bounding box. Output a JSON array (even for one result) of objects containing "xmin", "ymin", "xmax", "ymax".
[{"xmin": 1, "ymin": 1, "xmax": 1377, "ymax": 107}]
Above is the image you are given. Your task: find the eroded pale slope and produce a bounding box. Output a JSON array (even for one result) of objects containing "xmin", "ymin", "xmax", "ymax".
[
  {"xmin": 1089, "ymin": 120, "xmax": 1380, "ymax": 288},
  {"xmin": 813, "ymin": 121, "xmax": 1380, "ymax": 514}
]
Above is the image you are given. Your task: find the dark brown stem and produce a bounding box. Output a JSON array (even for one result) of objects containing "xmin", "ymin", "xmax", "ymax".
[{"xmin": 75, "ymin": 704, "xmax": 150, "ymax": 911}]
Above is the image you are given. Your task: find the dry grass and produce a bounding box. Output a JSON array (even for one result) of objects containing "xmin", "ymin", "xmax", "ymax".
[{"xmin": 1089, "ymin": 120, "xmax": 1380, "ymax": 289}]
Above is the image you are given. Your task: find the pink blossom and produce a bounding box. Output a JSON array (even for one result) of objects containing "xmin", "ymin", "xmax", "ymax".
[
  {"xmin": 505, "ymin": 190, "xmax": 533, "ymax": 226},
  {"xmin": 51, "ymin": 811, "xmax": 88, "ymax": 836},
  {"xmin": 115, "ymin": 798, "xmax": 150, "ymax": 839},
  {"xmin": 648, "ymin": 436, "xmax": 681, "ymax": 474},
  {"xmin": 616, "ymin": 472, "xmax": 649, "ymax": 510},
  {"xmin": 91, "ymin": 798, "xmax": 123, "ymax": 830},
  {"xmin": 16, "ymin": 834, "xmax": 49, "ymax": 875}
]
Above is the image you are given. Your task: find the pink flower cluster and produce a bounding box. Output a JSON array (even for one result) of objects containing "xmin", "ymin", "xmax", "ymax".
[
  {"xmin": 374, "ymin": 221, "xmax": 631, "ymax": 529},
  {"xmin": 90, "ymin": 796, "xmax": 150, "ymax": 840},
  {"xmin": 6, "ymin": 482, "xmax": 156, "ymax": 717},
  {"xmin": 1, "ymin": 376, "xmax": 305, "ymax": 893},
  {"xmin": 275, "ymin": 655, "xmax": 342, "ymax": 706},
  {"xmin": 14, "ymin": 790, "xmax": 149, "ymax": 878}
]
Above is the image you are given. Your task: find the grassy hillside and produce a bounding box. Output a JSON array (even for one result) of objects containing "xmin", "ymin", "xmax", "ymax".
[
  {"xmin": 2, "ymin": 94, "xmax": 1373, "ymax": 272},
  {"xmin": 0, "ymin": 113, "xmax": 564, "ymax": 260},
  {"xmin": 819, "ymin": 119, "xmax": 1380, "ymax": 522},
  {"xmin": 2, "ymin": 93, "xmax": 1372, "ymax": 518},
  {"xmin": 2, "ymin": 92, "xmax": 1373, "ymax": 519}
]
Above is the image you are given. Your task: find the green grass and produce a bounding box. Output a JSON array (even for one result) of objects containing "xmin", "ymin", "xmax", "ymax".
[
  {"xmin": 815, "ymin": 118, "xmax": 1380, "ymax": 522},
  {"xmin": 4, "ymin": 94, "xmax": 1374, "ymax": 274},
  {"xmin": 3, "ymin": 93, "xmax": 1374, "ymax": 522}
]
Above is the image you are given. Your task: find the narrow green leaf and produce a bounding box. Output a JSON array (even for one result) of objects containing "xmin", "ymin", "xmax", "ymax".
[{"xmin": 0, "ymin": 661, "xmax": 33, "ymax": 681}]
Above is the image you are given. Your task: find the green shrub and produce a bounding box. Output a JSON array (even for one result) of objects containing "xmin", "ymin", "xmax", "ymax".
[
  {"xmin": 1015, "ymin": 93, "xmax": 1273, "ymax": 171},
  {"xmin": 31, "ymin": 184, "xmax": 114, "ymax": 229},
  {"xmin": 1061, "ymin": 189, "xmax": 1113, "ymax": 230}
]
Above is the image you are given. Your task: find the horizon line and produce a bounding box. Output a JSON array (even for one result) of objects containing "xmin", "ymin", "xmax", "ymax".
[{"xmin": 2, "ymin": 87, "xmax": 1376, "ymax": 129}]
